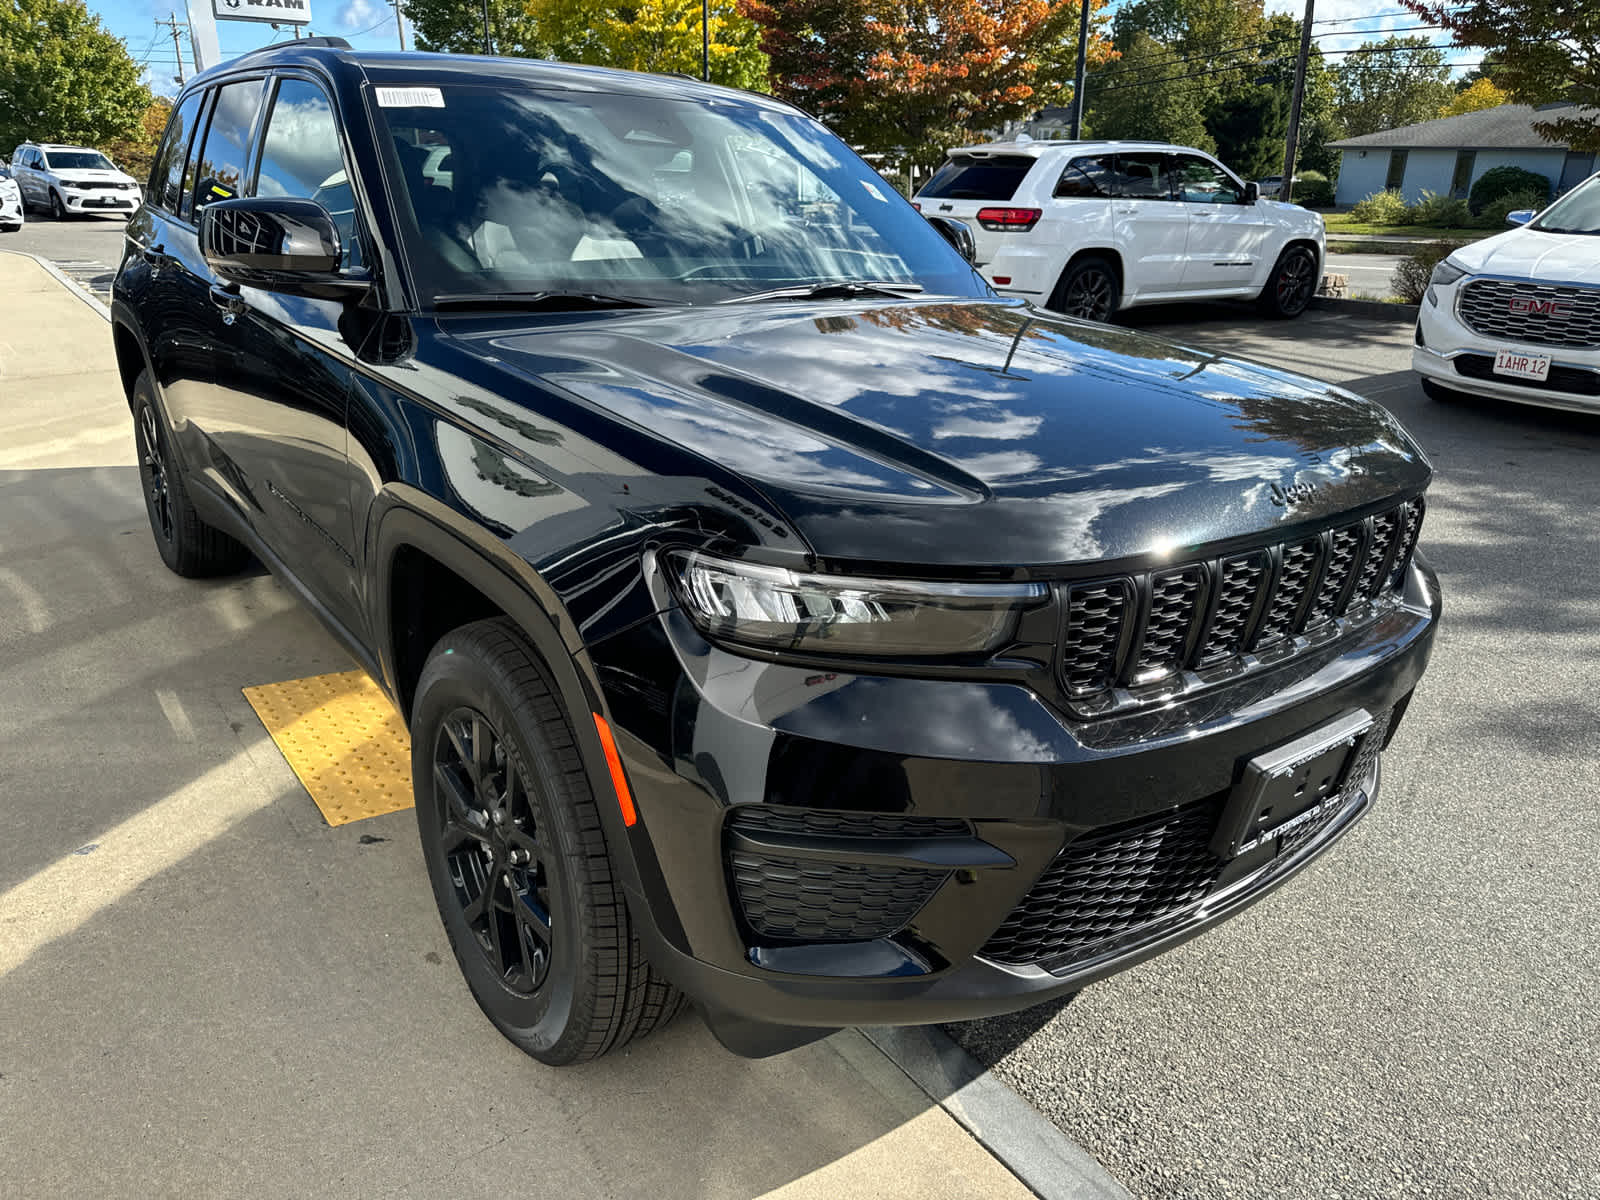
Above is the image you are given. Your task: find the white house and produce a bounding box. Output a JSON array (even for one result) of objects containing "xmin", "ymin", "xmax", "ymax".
[{"xmin": 1328, "ymin": 102, "xmax": 1598, "ymax": 206}]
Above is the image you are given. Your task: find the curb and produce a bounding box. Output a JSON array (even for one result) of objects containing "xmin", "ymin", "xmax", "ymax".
[
  {"xmin": 1310, "ymin": 295, "xmax": 1419, "ymax": 324},
  {"xmin": 863, "ymin": 1025, "xmax": 1133, "ymax": 1200},
  {"xmin": 0, "ymin": 247, "xmax": 112, "ymax": 322}
]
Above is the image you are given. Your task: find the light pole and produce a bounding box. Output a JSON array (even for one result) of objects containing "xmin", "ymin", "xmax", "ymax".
[
  {"xmin": 702, "ymin": 0, "xmax": 710, "ymax": 81},
  {"xmin": 482, "ymin": 0, "xmax": 491, "ymax": 55},
  {"xmin": 1069, "ymin": 0, "xmax": 1091, "ymax": 140},
  {"xmin": 391, "ymin": 0, "xmax": 406, "ymax": 51}
]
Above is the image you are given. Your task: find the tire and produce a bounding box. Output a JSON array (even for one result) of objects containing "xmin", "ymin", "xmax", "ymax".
[
  {"xmin": 1257, "ymin": 244, "xmax": 1318, "ymax": 318},
  {"xmin": 1048, "ymin": 255, "xmax": 1121, "ymax": 322},
  {"xmin": 49, "ymin": 190, "xmax": 66, "ymax": 221},
  {"xmin": 412, "ymin": 618, "xmax": 686, "ymax": 1066},
  {"xmin": 1420, "ymin": 377, "xmax": 1465, "ymax": 404},
  {"xmin": 132, "ymin": 371, "xmax": 250, "ymax": 577}
]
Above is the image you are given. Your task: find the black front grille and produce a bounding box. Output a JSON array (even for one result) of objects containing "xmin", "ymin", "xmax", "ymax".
[
  {"xmin": 980, "ymin": 800, "xmax": 1223, "ymax": 967},
  {"xmin": 726, "ymin": 807, "xmax": 970, "ymax": 839},
  {"xmin": 1457, "ymin": 279, "xmax": 1600, "ymax": 349},
  {"xmin": 729, "ymin": 852, "xmax": 946, "ymax": 942},
  {"xmin": 1059, "ymin": 499, "xmax": 1425, "ymax": 708},
  {"xmin": 1453, "ymin": 353, "xmax": 1600, "ymax": 397},
  {"xmin": 983, "ymin": 708, "xmax": 1391, "ymax": 969}
]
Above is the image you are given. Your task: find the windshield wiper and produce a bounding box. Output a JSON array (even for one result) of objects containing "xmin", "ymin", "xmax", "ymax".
[
  {"xmin": 723, "ymin": 281, "xmax": 925, "ymax": 304},
  {"xmin": 433, "ymin": 290, "xmax": 662, "ymax": 312}
]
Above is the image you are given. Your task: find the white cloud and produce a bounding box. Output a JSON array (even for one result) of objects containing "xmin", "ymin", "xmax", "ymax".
[{"xmin": 339, "ymin": 0, "xmax": 379, "ymax": 29}]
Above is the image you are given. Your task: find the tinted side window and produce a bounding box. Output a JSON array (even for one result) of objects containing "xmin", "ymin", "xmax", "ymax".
[
  {"xmin": 1055, "ymin": 156, "xmax": 1114, "ymax": 198},
  {"xmin": 255, "ymin": 78, "xmax": 363, "ymax": 270},
  {"xmin": 152, "ymin": 93, "xmax": 204, "ymax": 211},
  {"xmin": 920, "ymin": 155, "xmax": 1037, "ymax": 201},
  {"xmin": 1114, "ymin": 153, "xmax": 1172, "ymax": 200},
  {"xmin": 1173, "ymin": 154, "xmax": 1241, "ymax": 204},
  {"xmin": 192, "ymin": 78, "xmax": 266, "ymax": 213}
]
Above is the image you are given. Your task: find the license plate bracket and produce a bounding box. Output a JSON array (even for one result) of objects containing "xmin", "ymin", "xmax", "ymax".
[{"xmin": 1212, "ymin": 710, "xmax": 1373, "ymax": 859}]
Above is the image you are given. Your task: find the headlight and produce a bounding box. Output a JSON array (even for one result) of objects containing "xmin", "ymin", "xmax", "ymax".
[
  {"xmin": 1425, "ymin": 257, "xmax": 1468, "ymax": 306},
  {"xmin": 666, "ymin": 550, "xmax": 1048, "ymax": 657}
]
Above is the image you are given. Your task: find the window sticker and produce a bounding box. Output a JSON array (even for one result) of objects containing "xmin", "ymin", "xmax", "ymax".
[
  {"xmin": 860, "ymin": 179, "xmax": 887, "ymax": 202},
  {"xmin": 376, "ymin": 87, "xmax": 445, "ymax": 108}
]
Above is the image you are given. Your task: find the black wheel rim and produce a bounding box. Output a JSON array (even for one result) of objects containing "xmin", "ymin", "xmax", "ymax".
[
  {"xmin": 433, "ymin": 707, "xmax": 553, "ymax": 995},
  {"xmin": 1063, "ymin": 268, "xmax": 1113, "ymax": 321},
  {"xmin": 1277, "ymin": 250, "xmax": 1315, "ymax": 313},
  {"xmin": 137, "ymin": 406, "xmax": 174, "ymax": 544}
]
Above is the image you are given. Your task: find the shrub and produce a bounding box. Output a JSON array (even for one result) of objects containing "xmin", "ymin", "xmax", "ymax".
[
  {"xmin": 1292, "ymin": 170, "xmax": 1335, "ymax": 208},
  {"xmin": 1477, "ymin": 188, "xmax": 1548, "ymax": 229},
  {"xmin": 1349, "ymin": 188, "xmax": 1411, "ymax": 225},
  {"xmin": 1467, "ymin": 165, "xmax": 1551, "ymax": 215},
  {"xmin": 1408, "ymin": 190, "xmax": 1471, "ymax": 227},
  {"xmin": 1390, "ymin": 241, "xmax": 1470, "ymax": 304}
]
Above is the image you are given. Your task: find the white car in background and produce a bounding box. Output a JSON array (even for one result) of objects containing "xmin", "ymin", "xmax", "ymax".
[
  {"xmin": 913, "ymin": 139, "xmax": 1326, "ymax": 320},
  {"xmin": 0, "ymin": 166, "xmax": 22, "ymax": 232},
  {"xmin": 8, "ymin": 142, "xmax": 142, "ymax": 220},
  {"xmin": 1414, "ymin": 173, "xmax": 1600, "ymax": 415}
]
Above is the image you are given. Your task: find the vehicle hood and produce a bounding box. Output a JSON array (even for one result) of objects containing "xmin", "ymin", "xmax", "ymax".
[
  {"xmin": 444, "ymin": 299, "xmax": 1430, "ymax": 567},
  {"xmin": 1261, "ymin": 198, "xmax": 1324, "ymax": 228},
  {"xmin": 55, "ymin": 170, "xmax": 135, "ymax": 186},
  {"xmin": 1452, "ymin": 226, "xmax": 1600, "ymax": 283}
]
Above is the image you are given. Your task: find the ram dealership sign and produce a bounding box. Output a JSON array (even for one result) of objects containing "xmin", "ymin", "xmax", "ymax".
[{"xmin": 213, "ymin": 0, "xmax": 313, "ymax": 24}]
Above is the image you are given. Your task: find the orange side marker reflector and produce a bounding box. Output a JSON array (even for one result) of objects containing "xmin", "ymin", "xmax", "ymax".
[{"xmin": 592, "ymin": 714, "xmax": 638, "ymax": 827}]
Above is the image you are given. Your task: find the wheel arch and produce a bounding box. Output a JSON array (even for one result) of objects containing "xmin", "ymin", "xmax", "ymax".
[
  {"xmin": 111, "ymin": 317, "xmax": 148, "ymax": 410},
  {"xmin": 1048, "ymin": 248, "xmax": 1124, "ymax": 309}
]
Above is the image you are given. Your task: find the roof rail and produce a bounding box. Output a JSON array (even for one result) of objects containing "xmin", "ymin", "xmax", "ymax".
[{"xmin": 230, "ymin": 35, "xmax": 351, "ymax": 65}]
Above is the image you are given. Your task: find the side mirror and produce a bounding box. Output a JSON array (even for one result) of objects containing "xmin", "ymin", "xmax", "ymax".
[
  {"xmin": 1244, "ymin": 181, "xmax": 1260, "ymax": 205},
  {"xmin": 927, "ymin": 215, "xmax": 977, "ymax": 264},
  {"xmin": 200, "ymin": 197, "xmax": 366, "ymax": 300},
  {"xmin": 1506, "ymin": 209, "xmax": 1535, "ymax": 227}
]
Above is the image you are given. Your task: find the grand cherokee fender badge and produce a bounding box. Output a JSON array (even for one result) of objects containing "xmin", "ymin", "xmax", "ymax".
[{"xmin": 1269, "ymin": 480, "xmax": 1321, "ymax": 508}]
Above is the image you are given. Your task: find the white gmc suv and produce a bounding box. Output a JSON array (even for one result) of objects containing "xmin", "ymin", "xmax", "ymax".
[{"xmin": 915, "ymin": 140, "xmax": 1326, "ymax": 320}]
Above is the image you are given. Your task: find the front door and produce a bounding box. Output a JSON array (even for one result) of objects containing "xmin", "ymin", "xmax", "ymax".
[
  {"xmin": 1110, "ymin": 152, "xmax": 1188, "ymax": 298},
  {"xmin": 1173, "ymin": 153, "xmax": 1272, "ymax": 292}
]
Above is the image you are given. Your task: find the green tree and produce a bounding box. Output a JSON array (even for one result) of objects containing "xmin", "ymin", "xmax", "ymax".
[
  {"xmin": 401, "ymin": 0, "xmax": 542, "ymax": 55},
  {"xmin": 1335, "ymin": 36, "xmax": 1454, "ymax": 138},
  {"xmin": 0, "ymin": 0, "xmax": 150, "ymax": 152},
  {"xmin": 1086, "ymin": 32, "xmax": 1211, "ymax": 150},
  {"xmin": 1402, "ymin": 0, "xmax": 1600, "ymax": 151}
]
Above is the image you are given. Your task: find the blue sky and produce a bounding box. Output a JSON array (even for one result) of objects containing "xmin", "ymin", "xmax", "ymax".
[{"xmin": 84, "ymin": 0, "xmax": 1467, "ymax": 100}]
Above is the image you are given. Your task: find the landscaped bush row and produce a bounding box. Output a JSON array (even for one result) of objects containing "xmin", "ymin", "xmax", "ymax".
[{"xmin": 1348, "ymin": 184, "xmax": 1549, "ymax": 229}]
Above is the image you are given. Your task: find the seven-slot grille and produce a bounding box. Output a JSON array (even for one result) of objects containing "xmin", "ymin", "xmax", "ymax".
[
  {"xmin": 1060, "ymin": 498, "xmax": 1424, "ymax": 704},
  {"xmin": 1456, "ymin": 279, "xmax": 1600, "ymax": 349}
]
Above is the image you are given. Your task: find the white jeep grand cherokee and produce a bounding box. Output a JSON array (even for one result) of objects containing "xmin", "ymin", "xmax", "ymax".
[
  {"xmin": 914, "ymin": 140, "xmax": 1326, "ymax": 320},
  {"xmin": 1413, "ymin": 171, "xmax": 1600, "ymax": 415}
]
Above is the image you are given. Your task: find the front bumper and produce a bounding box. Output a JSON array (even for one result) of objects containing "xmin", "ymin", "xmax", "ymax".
[
  {"xmin": 1415, "ymin": 284, "xmax": 1600, "ymax": 415},
  {"xmin": 0, "ymin": 192, "xmax": 21, "ymax": 226},
  {"xmin": 61, "ymin": 189, "xmax": 139, "ymax": 213},
  {"xmin": 588, "ymin": 554, "xmax": 1441, "ymax": 1052}
]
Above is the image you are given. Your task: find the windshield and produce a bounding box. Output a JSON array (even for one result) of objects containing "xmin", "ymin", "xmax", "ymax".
[
  {"xmin": 371, "ymin": 85, "xmax": 985, "ymax": 307},
  {"xmin": 45, "ymin": 151, "xmax": 115, "ymax": 171},
  {"xmin": 1531, "ymin": 175, "xmax": 1600, "ymax": 235}
]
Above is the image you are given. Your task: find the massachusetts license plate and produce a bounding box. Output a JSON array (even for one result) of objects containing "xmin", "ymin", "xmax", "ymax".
[
  {"xmin": 1212, "ymin": 710, "xmax": 1374, "ymax": 859},
  {"xmin": 1493, "ymin": 349, "xmax": 1551, "ymax": 382}
]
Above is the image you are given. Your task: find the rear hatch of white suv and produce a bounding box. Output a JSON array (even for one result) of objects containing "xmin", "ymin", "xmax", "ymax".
[{"xmin": 914, "ymin": 149, "xmax": 1045, "ymax": 267}]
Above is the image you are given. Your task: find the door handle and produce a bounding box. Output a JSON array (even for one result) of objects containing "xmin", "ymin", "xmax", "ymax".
[{"xmin": 209, "ymin": 283, "xmax": 246, "ymax": 322}]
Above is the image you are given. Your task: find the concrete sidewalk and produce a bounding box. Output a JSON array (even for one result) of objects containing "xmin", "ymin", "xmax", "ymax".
[{"xmin": 0, "ymin": 251, "xmax": 1076, "ymax": 1198}]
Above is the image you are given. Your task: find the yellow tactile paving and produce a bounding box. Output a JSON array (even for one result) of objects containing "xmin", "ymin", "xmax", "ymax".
[{"xmin": 242, "ymin": 670, "xmax": 414, "ymax": 826}]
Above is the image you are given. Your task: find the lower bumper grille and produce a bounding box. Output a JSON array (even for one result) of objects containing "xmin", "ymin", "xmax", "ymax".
[
  {"xmin": 982, "ymin": 711, "xmax": 1389, "ymax": 970},
  {"xmin": 1453, "ymin": 353, "xmax": 1600, "ymax": 397},
  {"xmin": 729, "ymin": 852, "xmax": 947, "ymax": 942}
]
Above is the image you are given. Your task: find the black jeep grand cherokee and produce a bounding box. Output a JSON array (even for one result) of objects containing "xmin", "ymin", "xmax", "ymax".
[{"xmin": 113, "ymin": 40, "xmax": 1438, "ymax": 1064}]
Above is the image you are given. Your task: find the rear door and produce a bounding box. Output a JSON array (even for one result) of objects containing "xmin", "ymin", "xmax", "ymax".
[
  {"xmin": 1042, "ymin": 152, "xmax": 1115, "ymax": 264},
  {"xmin": 1110, "ymin": 152, "xmax": 1188, "ymax": 297},
  {"xmin": 915, "ymin": 152, "xmax": 1040, "ymax": 267},
  {"xmin": 1173, "ymin": 153, "xmax": 1273, "ymax": 292}
]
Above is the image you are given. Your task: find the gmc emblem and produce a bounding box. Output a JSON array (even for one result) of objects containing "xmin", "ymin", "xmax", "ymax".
[{"xmin": 1508, "ymin": 298, "xmax": 1570, "ymax": 317}]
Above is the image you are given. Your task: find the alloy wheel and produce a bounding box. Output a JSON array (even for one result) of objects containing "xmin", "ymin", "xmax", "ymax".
[
  {"xmin": 138, "ymin": 406, "xmax": 174, "ymax": 544},
  {"xmin": 1064, "ymin": 268, "xmax": 1114, "ymax": 321},
  {"xmin": 433, "ymin": 707, "xmax": 554, "ymax": 995},
  {"xmin": 1276, "ymin": 250, "xmax": 1316, "ymax": 314}
]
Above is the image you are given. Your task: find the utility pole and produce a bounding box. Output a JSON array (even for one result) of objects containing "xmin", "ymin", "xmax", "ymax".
[
  {"xmin": 1281, "ymin": 0, "xmax": 1315, "ymax": 205},
  {"xmin": 160, "ymin": 12, "xmax": 187, "ymax": 85},
  {"xmin": 1068, "ymin": 0, "xmax": 1091, "ymax": 140},
  {"xmin": 481, "ymin": 0, "xmax": 491, "ymax": 54},
  {"xmin": 702, "ymin": 0, "xmax": 711, "ymax": 81},
  {"xmin": 391, "ymin": 0, "xmax": 406, "ymax": 51}
]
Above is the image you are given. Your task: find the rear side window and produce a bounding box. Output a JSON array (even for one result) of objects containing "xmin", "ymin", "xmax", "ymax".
[
  {"xmin": 1055, "ymin": 155, "xmax": 1114, "ymax": 198},
  {"xmin": 191, "ymin": 77, "xmax": 266, "ymax": 213},
  {"xmin": 255, "ymin": 78, "xmax": 363, "ymax": 270},
  {"xmin": 920, "ymin": 154, "xmax": 1038, "ymax": 201},
  {"xmin": 1113, "ymin": 153, "xmax": 1172, "ymax": 200},
  {"xmin": 151, "ymin": 92, "xmax": 204, "ymax": 211}
]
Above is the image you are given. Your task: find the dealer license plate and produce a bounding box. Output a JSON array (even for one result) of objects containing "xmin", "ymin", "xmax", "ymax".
[{"xmin": 1493, "ymin": 349, "xmax": 1551, "ymax": 382}]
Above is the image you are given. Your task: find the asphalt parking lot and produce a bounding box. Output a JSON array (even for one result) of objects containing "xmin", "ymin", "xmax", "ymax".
[
  {"xmin": 1, "ymin": 211, "xmax": 128, "ymax": 300},
  {"xmin": 6, "ymin": 220, "xmax": 1598, "ymax": 1199},
  {"xmin": 952, "ymin": 302, "xmax": 1600, "ymax": 1199}
]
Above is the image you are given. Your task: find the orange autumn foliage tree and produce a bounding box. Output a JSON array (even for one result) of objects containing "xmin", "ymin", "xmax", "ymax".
[{"xmin": 741, "ymin": 0, "xmax": 1115, "ymax": 171}]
